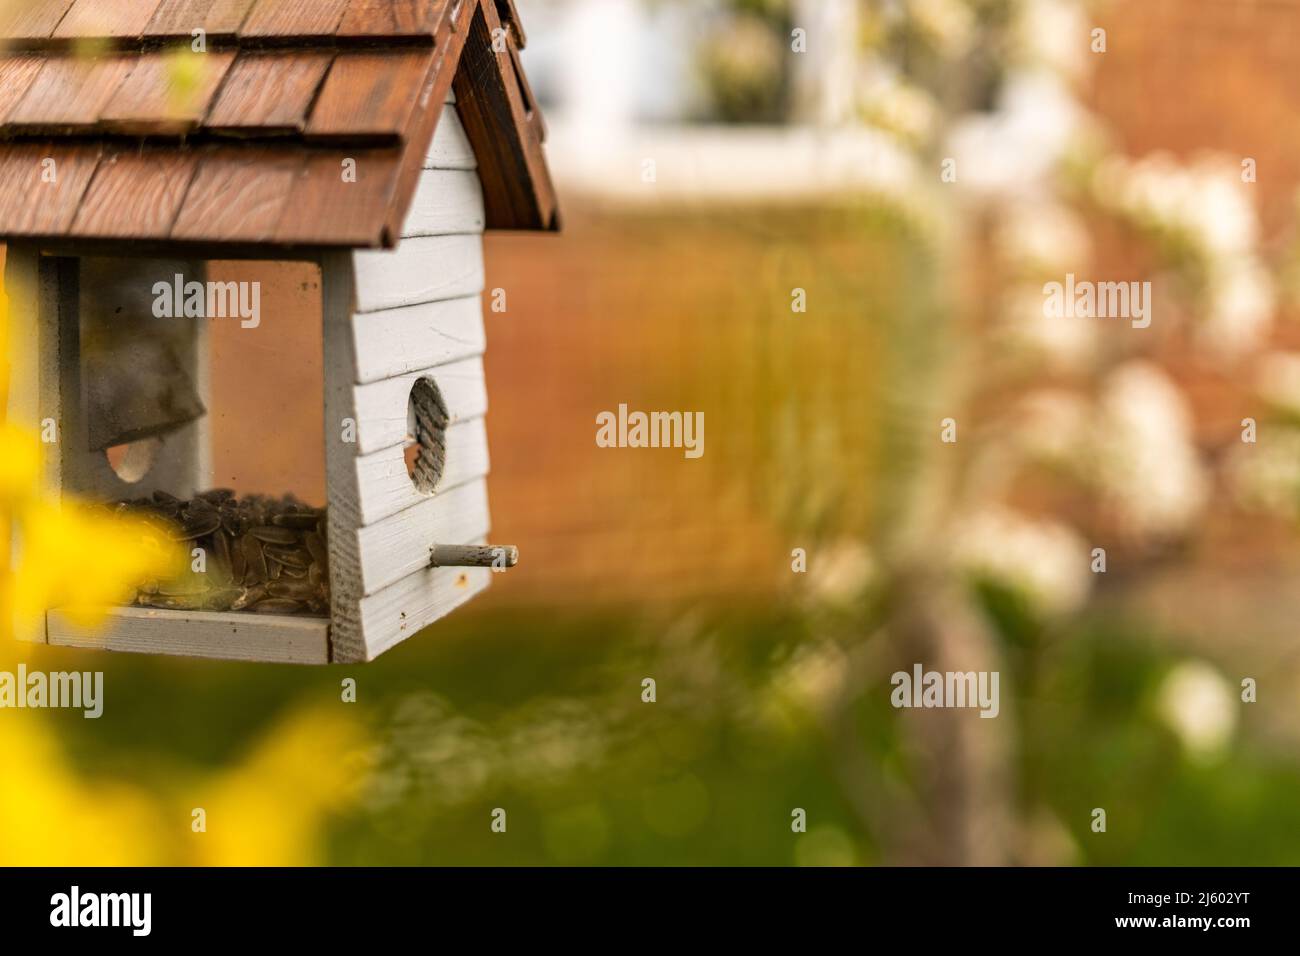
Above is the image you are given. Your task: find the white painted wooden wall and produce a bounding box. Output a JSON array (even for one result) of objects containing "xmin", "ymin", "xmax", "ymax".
[{"xmin": 324, "ymin": 92, "xmax": 495, "ymax": 663}]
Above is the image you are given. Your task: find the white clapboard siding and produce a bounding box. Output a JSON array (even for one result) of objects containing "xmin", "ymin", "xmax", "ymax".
[
  {"xmin": 402, "ymin": 168, "xmax": 485, "ymax": 237},
  {"xmin": 351, "ymin": 294, "xmax": 485, "ymax": 384},
  {"xmin": 353, "ymin": 234, "xmax": 484, "ymax": 313},
  {"xmin": 324, "ymin": 137, "xmax": 495, "ymax": 661},
  {"xmin": 47, "ymin": 608, "xmax": 330, "ymax": 664},
  {"xmin": 425, "ymin": 102, "xmax": 476, "ymax": 170},
  {"xmin": 358, "ymin": 558, "xmax": 490, "ymax": 660},
  {"xmin": 355, "ymin": 416, "xmax": 490, "ymax": 525},
  {"xmin": 355, "ymin": 477, "xmax": 490, "ymax": 595},
  {"xmin": 352, "ymin": 355, "xmax": 487, "ymax": 455}
]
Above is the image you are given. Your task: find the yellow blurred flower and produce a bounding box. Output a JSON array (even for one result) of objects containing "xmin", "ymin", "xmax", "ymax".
[
  {"xmin": 11, "ymin": 498, "xmax": 182, "ymax": 630},
  {"xmin": 0, "ymin": 714, "xmax": 165, "ymax": 866},
  {"xmin": 193, "ymin": 706, "xmax": 369, "ymax": 866},
  {"xmin": 0, "ymin": 423, "xmax": 40, "ymax": 503},
  {"xmin": 0, "ymin": 704, "xmax": 370, "ymax": 866}
]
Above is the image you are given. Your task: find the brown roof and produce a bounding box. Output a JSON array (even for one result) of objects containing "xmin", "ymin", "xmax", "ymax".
[{"xmin": 0, "ymin": 0, "xmax": 557, "ymax": 254}]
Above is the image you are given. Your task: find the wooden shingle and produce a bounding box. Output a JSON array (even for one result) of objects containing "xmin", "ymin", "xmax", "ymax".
[
  {"xmin": 239, "ymin": 0, "xmax": 351, "ymax": 41},
  {"xmin": 144, "ymin": 0, "xmax": 261, "ymax": 40},
  {"xmin": 203, "ymin": 50, "xmax": 332, "ymax": 133},
  {"xmin": 336, "ymin": 0, "xmax": 449, "ymax": 39},
  {"xmin": 99, "ymin": 50, "xmax": 236, "ymax": 135},
  {"xmin": 0, "ymin": 142, "xmax": 101, "ymax": 235},
  {"xmin": 275, "ymin": 149, "xmax": 403, "ymax": 246},
  {"xmin": 0, "ymin": 55, "xmax": 45, "ymax": 125},
  {"xmin": 0, "ymin": 0, "xmax": 77, "ymax": 41},
  {"xmin": 68, "ymin": 149, "xmax": 199, "ymax": 238},
  {"xmin": 54, "ymin": 0, "xmax": 168, "ymax": 41},
  {"xmin": 4, "ymin": 56, "xmax": 135, "ymax": 133},
  {"xmin": 172, "ymin": 147, "xmax": 303, "ymax": 242},
  {"xmin": 305, "ymin": 49, "xmax": 435, "ymax": 142}
]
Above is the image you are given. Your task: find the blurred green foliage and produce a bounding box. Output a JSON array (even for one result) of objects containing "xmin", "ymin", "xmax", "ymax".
[{"xmin": 39, "ymin": 600, "xmax": 1300, "ymax": 865}]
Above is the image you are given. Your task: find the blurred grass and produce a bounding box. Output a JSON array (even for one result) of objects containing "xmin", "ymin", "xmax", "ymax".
[{"xmin": 30, "ymin": 598, "xmax": 1300, "ymax": 865}]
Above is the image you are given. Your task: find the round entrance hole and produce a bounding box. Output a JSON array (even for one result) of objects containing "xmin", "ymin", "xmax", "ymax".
[
  {"xmin": 105, "ymin": 436, "xmax": 164, "ymax": 484},
  {"xmin": 406, "ymin": 377, "xmax": 450, "ymax": 494}
]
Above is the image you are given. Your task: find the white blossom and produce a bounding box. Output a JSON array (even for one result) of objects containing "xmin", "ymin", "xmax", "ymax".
[
  {"xmin": 1201, "ymin": 257, "xmax": 1275, "ymax": 356},
  {"xmin": 946, "ymin": 73, "xmax": 1087, "ymax": 198},
  {"xmin": 1092, "ymin": 362, "xmax": 1209, "ymax": 537},
  {"xmin": 1225, "ymin": 425, "xmax": 1300, "ymax": 519},
  {"xmin": 1001, "ymin": 283, "xmax": 1097, "ymax": 370},
  {"xmin": 1014, "ymin": 389, "xmax": 1092, "ymax": 465},
  {"xmin": 1014, "ymin": 0, "xmax": 1089, "ymax": 80},
  {"xmin": 809, "ymin": 540, "xmax": 876, "ymax": 605},
  {"xmin": 907, "ymin": 0, "xmax": 976, "ymax": 57},
  {"xmin": 1156, "ymin": 661, "xmax": 1237, "ymax": 759},
  {"xmin": 996, "ymin": 201, "xmax": 1092, "ymax": 274},
  {"xmin": 950, "ymin": 507, "xmax": 1090, "ymax": 615}
]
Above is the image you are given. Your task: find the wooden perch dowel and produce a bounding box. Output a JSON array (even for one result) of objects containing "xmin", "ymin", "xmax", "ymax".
[{"xmin": 429, "ymin": 544, "xmax": 518, "ymax": 569}]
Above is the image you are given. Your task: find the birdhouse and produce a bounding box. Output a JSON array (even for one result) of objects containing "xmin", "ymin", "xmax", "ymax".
[{"xmin": 0, "ymin": 0, "xmax": 557, "ymax": 663}]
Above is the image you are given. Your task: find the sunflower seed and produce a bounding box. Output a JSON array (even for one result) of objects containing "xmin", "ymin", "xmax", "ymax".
[
  {"xmin": 264, "ymin": 544, "xmax": 311, "ymax": 569},
  {"xmin": 268, "ymin": 579, "xmax": 316, "ymax": 600},
  {"xmin": 304, "ymin": 531, "xmax": 327, "ymax": 567},
  {"xmin": 249, "ymin": 525, "xmax": 298, "ymax": 545},
  {"xmin": 203, "ymin": 588, "xmax": 243, "ymax": 612},
  {"xmin": 230, "ymin": 536, "xmax": 247, "ymax": 582},
  {"xmin": 231, "ymin": 585, "xmax": 268, "ymax": 611},
  {"xmin": 272, "ymin": 512, "xmax": 320, "ymax": 530},
  {"xmin": 159, "ymin": 578, "xmax": 209, "ymax": 597},
  {"xmin": 211, "ymin": 529, "xmax": 233, "ymax": 584},
  {"xmin": 243, "ymin": 535, "xmax": 268, "ymax": 585},
  {"xmin": 148, "ymin": 595, "xmax": 203, "ymax": 611},
  {"xmin": 251, "ymin": 598, "xmax": 303, "ymax": 614},
  {"xmin": 180, "ymin": 512, "xmax": 221, "ymax": 540}
]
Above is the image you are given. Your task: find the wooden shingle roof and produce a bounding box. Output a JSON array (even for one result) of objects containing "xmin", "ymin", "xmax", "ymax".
[{"xmin": 0, "ymin": 0, "xmax": 557, "ymax": 254}]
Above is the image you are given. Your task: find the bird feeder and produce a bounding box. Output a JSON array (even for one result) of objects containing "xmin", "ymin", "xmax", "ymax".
[{"xmin": 0, "ymin": 0, "xmax": 557, "ymax": 663}]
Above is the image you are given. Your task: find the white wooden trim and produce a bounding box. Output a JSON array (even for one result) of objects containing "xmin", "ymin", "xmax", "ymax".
[
  {"xmin": 357, "ymin": 555, "xmax": 490, "ymax": 661},
  {"xmin": 355, "ymin": 416, "xmax": 489, "ymax": 525},
  {"xmin": 401, "ymin": 168, "xmax": 485, "ymax": 237},
  {"xmin": 352, "ymin": 234, "xmax": 484, "ymax": 313},
  {"xmin": 425, "ymin": 103, "xmax": 476, "ymax": 170},
  {"xmin": 355, "ymin": 477, "xmax": 489, "ymax": 596},
  {"xmin": 47, "ymin": 607, "xmax": 330, "ymax": 664},
  {"xmin": 351, "ymin": 294, "xmax": 485, "ymax": 384},
  {"xmin": 352, "ymin": 355, "xmax": 487, "ymax": 455},
  {"xmin": 320, "ymin": 250, "xmax": 369, "ymax": 662}
]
